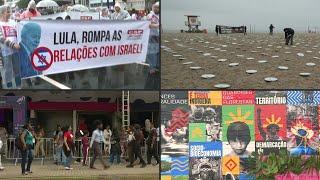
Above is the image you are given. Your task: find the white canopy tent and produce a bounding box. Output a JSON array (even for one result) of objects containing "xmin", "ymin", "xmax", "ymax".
[{"xmin": 36, "ymin": 0, "xmax": 59, "ymax": 8}]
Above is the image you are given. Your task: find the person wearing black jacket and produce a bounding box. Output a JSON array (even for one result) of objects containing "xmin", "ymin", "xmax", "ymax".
[
  {"xmin": 146, "ymin": 123, "xmax": 159, "ymax": 165},
  {"xmin": 109, "ymin": 128, "xmax": 121, "ymax": 165},
  {"xmin": 284, "ymin": 28, "xmax": 294, "ymax": 45},
  {"xmin": 126, "ymin": 124, "xmax": 146, "ymax": 168}
]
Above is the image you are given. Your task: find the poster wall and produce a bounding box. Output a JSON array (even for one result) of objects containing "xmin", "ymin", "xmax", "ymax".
[{"xmin": 161, "ymin": 91, "xmax": 320, "ymax": 180}]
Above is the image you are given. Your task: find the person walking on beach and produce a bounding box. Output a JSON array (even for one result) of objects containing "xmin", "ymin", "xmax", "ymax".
[
  {"xmin": 215, "ymin": 25, "xmax": 219, "ymax": 36},
  {"xmin": 284, "ymin": 28, "xmax": 294, "ymax": 45},
  {"xmin": 269, "ymin": 24, "xmax": 274, "ymax": 35}
]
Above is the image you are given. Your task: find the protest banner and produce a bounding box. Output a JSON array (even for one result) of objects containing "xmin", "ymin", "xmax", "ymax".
[{"xmin": 16, "ymin": 20, "xmax": 150, "ymax": 78}]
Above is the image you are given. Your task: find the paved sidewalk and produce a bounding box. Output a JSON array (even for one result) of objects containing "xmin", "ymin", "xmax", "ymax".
[{"xmin": 0, "ymin": 160, "xmax": 159, "ymax": 180}]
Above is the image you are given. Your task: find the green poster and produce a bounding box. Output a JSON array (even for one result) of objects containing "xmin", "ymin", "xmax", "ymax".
[
  {"xmin": 222, "ymin": 105, "xmax": 255, "ymax": 141},
  {"xmin": 189, "ymin": 123, "xmax": 206, "ymax": 142}
]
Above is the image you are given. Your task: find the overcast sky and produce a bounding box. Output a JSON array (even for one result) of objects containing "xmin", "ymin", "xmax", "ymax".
[{"xmin": 162, "ymin": 0, "xmax": 320, "ymax": 32}]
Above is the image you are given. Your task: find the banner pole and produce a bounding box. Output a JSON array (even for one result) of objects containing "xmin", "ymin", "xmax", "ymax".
[{"xmin": 38, "ymin": 75, "xmax": 71, "ymax": 90}]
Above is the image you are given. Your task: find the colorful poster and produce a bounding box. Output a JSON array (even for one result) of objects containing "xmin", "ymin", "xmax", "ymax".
[
  {"xmin": 287, "ymin": 91, "xmax": 320, "ymax": 105},
  {"xmin": 189, "ymin": 157, "xmax": 221, "ymax": 180},
  {"xmin": 222, "ymin": 91, "xmax": 255, "ymax": 105},
  {"xmin": 189, "ymin": 123, "xmax": 206, "ymax": 142},
  {"xmin": 161, "ymin": 91, "xmax": 189, "ymax": 156},
  {"xmin": 222, "ymin": 105, "xmax": 255, "ymax": 157},
  {"xmin": 161, "ymin": 155, "xmax": 189, "ymax": 177},
  {"xmin": 188, "ymin": 91, "xmax": 222, "ymax": 105},
  {"xmin": 255, "ymin": 105, "xmax": 287, "ymax": 141},
  {"xmin": 189, "ymin": 105, "xmax": 222, "ymax": 141},
  {"xmin": 189, "ymin": 142, "xmax": 222, "ymax": 158},
  {"xmin": 222, "ymin": 156, "xmax": 240, "ymax": 176},
  {"xmin": 287, "ymin": 105, "xmax": 319, "ymax": 155}
]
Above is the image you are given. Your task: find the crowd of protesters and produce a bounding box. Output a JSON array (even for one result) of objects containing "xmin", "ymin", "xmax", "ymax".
[
  {"xmin": 0, "ymin": 118, "xmax": 159, "ymax": 175},
  {"xmin": 0, "ymin": 1, "xmax": 159, "ymax": 89}
]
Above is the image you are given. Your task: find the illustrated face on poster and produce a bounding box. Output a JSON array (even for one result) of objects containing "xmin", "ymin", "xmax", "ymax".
[
  {"xmin": 222, "ymin": 105, "xmax": 255, "ymax": 157},
  {"xmin": 161, "ymin": 91, "xmax": 189, "ymax": 156},
  {"xmin": 255, "ymin": 105, "xmax": 287, "ymax": 141},
  {"xmin": 287, "ymin": 105, "xmax": 319, "ymax": 155},
  {"xmin": 189, "ymin": 157, "xmax": 221, "ymax": 180}
]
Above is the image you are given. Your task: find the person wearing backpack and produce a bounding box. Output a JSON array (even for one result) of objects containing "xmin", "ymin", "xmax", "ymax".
[{"xmin": 20, "ymin": 123, "xmax": 34, "ymax": 175}]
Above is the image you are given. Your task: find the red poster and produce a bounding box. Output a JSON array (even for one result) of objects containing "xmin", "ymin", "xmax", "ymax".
[
  {"xmin": 255, "ymin": 105, "xmax": 287, "ymax": 141},
  {"xmin": 222, "ymin": 91, "xmax": 255, "ymax": 105}
]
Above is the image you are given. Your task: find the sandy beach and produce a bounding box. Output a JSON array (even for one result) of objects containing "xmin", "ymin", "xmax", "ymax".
[{"xmin": 161, "ymin": 32, "xmax": 320, "ymax": 89}]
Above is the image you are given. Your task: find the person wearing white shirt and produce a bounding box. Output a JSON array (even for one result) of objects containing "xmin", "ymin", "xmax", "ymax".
[
  {"xmin": 100, "ymin": 8, "xmax": 110, "ymax": 20},
  {"xmin": 131, "ymin": 9, "xmax": 138, "ymax": 20},
  {"xmin": 103, "ymin": 125, "xmax": 112, "ymax": 155},
  {"xmin": 89, "ymin": 120, "xmax": 110, "ymax": 169},
  {"xmin": 110, "ymin": 2, "xmax": 131, "ymax": 20}
]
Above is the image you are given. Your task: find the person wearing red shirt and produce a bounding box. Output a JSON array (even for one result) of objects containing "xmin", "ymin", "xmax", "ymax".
[
  {"xmin": 63, "ymin": 126, "xmax": 74, "ymax": 170},
  {"xmin": 19, "ymin": 0, "xmax": 41, "ymax": 20},
  {"xmin": 82, "ymin": 130, "xmax": 89, "ymax": 166}
]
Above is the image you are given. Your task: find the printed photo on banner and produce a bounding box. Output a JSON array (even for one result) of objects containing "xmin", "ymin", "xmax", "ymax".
[
  {"xmin": 287, "ymin": 104, "xmax": 319, "ymax": 155},
  {"xmin": 161, "ymin": 91, "xmax": 189, "ymax": 156},
  {"xmin": 255, "ymin": 105, "xmax": 287, "ymax": 155},
  {"xmin": 222, "ymin": 105, "xmax": 255, "ymax": 158}
]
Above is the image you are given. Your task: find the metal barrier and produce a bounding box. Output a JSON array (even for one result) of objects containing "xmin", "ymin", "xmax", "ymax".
[{"xmin": 4, "ymin": 137, "xmax": 148, "ymax": 166}]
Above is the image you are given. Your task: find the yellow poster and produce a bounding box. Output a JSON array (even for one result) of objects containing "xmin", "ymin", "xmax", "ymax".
[
  {"xmin": 222, "ymin": 156, "xmax": 240, "ymax": 175},
  {"xmin": 188, "ymin": 91, "xmax": 222, "ymax": 105},
  {"xmin": 161, "ymin": 176, "xmax": 171, "ymax": 180}
]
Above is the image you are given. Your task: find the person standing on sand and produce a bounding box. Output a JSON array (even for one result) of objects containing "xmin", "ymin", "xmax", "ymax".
[
  {"xmin": 269, "ymin": 24, "xmax": 275, "ymax": 35},
  {"xmin": 215, "ymin": 25, "xmax": 219, "ymax": 36},
  {"xmin": 284, "ymin": 28, "xmax": 294, "ymax": 45}
]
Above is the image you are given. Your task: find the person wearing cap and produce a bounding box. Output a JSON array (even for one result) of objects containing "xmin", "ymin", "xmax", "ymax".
[
  {"xmin": 145, "ymin": 1, "xmax": 160, "ymax": 89},
  {"xmin": 110, "ymin": 2, "xmax": 131, "ymax": 20},
  {"xmin": 0, "ymin": 5, "xmax": 21, "ymax": 89},
  {"xmin": 20, "ymin": 0, "xmax": 41, "ymax": 20}
]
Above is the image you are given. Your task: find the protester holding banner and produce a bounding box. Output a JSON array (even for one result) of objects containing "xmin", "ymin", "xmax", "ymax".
[
  {"xmin": 110, "ymin": 2, "xmax": 131, "ymax": 20},
  {"xmin": 0, "ymin": 5, "xmax": 21, "ymax": 89},
  {"xmin": 145, "ymin": 1, "xmax": 160, "ymax": 89},
  {"xmin": 100, "ymin": 8, "xmax": 110, "ymax": 20},
  {"xmin": 131, "ymin": 9, "xmax": 138, "ymax": 20},
  {"xmin": 19, "ymin": 0, "xmax": 41, "ymax": 20}
]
